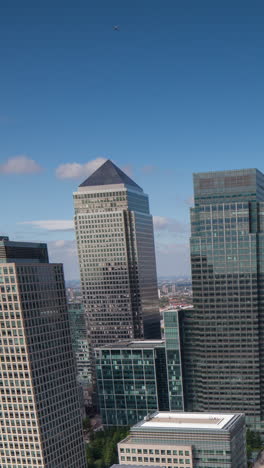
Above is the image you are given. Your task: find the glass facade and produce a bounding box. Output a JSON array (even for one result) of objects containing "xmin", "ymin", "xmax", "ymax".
[
  {"xmin": 73, "ymin": 160, "xmax": 161, "ymax": 364},
  {"xmin": 95, "ymin": 343, "xmax": 167, "ymax": 426},
  {"xmin": 68, "ymin": 302, "xmax": 92, "ymax": 403},
  {"xmin": 0, "ymin": 236, "xmax": 48, "ymax": 263},
  {"xmin": 184, "ymin": 169, "xmax": 264, "ymax": 426},
  {"xmin": 164, "ymin": 310, "xmax": 184, "ymax": 411},
  {"xmin": 96, "ymin": 310, "xmax": 185, "ymax": 426}
]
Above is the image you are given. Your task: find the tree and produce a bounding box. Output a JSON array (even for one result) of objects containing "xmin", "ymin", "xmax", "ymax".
[
  {"xmin": 83, "ymin": 417, "xmax": 92, "ymax": 432},
  {"xmin": 86, "ymin": 426, "xmax": 130, "ymax": 468}
]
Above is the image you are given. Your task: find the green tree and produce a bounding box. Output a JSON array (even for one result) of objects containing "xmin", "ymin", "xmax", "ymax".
[
  {"xmin": 86, "ymin": 427, "xmax": 130, "ymax": 468},
  {"xmin": 83, "ymin": 417, "xmax": 92, "ymax": 432},
  {"xmin": 103, "ymin": 441, "xmax": 116, "ymax": 467}
]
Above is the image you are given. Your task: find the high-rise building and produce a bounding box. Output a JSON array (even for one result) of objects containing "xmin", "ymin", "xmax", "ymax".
[
  {"xmin": 117, "ymin": 411, "xmax": 247, "ymax": 468},
  {"xmin": 68, "ymin": 302, "xmax": 92, "ymax": 406},
  {"xmin": 0, "ymin": 236, "xmax": 48, "ymax": 263},
  {"xmin": 0, "ymin": 239, "xmax": 87, "ymax": 468},
  {"xmin": 95, "ymin": 310, "xmax": 185, "ymax": 425},
  {"xmin": 184, "ymin": 168, "xmax": 264, "ymax": 431},
  {"xmin": 73, "ymin": 159, "xmax": 161, "ymax": 352}
]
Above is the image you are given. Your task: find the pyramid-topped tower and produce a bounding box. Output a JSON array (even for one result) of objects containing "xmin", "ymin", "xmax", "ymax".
[
  {"xmin": 79, "ymin": 159, "xmax": 142, "ymax": 191},
  {"xmin": 73, "ymin": 159, "xmax": 161, "ymax": 386}
]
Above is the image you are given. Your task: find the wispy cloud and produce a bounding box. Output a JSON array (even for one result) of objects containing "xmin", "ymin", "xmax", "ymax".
[
  {"xmin": 141, "ymin": 165, "xmax": 157, "ymax": 175},
  {"xmin": 21, "ymin": 216, "xmax": 188, "ymax": 235},
  {"xmin": 184, "ymin": 196, "xmax": 194, "ymax": 206},
  {"xmin": 0, "ymin": 155, "xmax": 42, "ymax": 174},
  {"xmin": 121, "ymin": 164, "xmax": 133, "ymax": 177},
  {"xmin": 20, "ymin": 220, "xmax": 74, "ymax": 232},
  {"xmin": 153, "ymin": 216, "xmax": 189, "ymax": 234},
  {"xmin": 56, "ymin": 157, "xmax": 106, "ymax": 179}
]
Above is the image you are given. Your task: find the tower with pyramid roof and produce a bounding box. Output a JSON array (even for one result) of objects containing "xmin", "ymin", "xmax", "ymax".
[{"xmin": 73, "ymin": 159, "xmax": 161, "ymax": 377}]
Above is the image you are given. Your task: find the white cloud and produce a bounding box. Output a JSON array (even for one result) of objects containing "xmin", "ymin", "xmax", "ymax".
[
  {"xmin": 56, "ymin": 157, "xmax": 106, "ymax": 179},
  {"xmin": 153, "ymin": 216, "xmax": 189, "ymax": 234},
  {"xmin": 48, "ymin": 240, "xmax": 79, "ymax": 280},
  {"xmin": 20, "ymin": 220, "xmax": 74, "ymax": 232},
  {"xmin": 0, "ymin": 155, "xmax": 42, "ymax": 174}
]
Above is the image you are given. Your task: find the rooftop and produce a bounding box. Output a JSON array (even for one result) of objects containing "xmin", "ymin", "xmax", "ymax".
[
  {"xmin": 79, "ymin": 159, "xmax": 143, "ymax": 191},
  {"xmin": 112, "ymin": 466, "xmax": 162, "ymax": 468},
  {"xmin": 96, "ymin": 339, "xmax": 164, "ymax": 350},
  {"xmin": 132, "ymin": 411, "xmax": 242, "ymax": 431}
]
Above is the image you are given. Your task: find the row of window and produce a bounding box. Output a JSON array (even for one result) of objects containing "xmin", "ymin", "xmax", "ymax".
[
  {"xmin": 120, "ymin": 448, "xmax": 190, "ymax": 455},
  {"xmin": 120, "ymin": 456, "xmax": 191, "ymax": 465}
]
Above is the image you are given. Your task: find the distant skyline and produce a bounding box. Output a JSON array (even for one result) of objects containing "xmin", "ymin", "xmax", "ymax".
[{"xmin": 1, "ymin": 1, "xmax": 264, "ymax": 279}]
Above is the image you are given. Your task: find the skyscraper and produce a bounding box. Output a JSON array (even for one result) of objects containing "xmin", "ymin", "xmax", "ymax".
[
  {"xmin": 0, "ymin": 239, "xmax": 87, "ymax": 468},
  {"xmin": 184, "ymin": 168, "xmax": 264, "ymax": 431},
  {"xmin": 73, "ymin": 159, "xmax": 161, "ymax": 352}
]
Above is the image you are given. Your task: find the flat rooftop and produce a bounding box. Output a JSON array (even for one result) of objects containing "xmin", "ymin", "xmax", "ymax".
[
  {"xmin": 96, "ymin": 340, "xmax": 164, "ymax": 350},
  {"xmin": 111, "ymin": 465, "xmax": 162, "ymax": 468},
  {"xmin": 132, "ymin": 411, "xmax": 241, "ymax": 431}
]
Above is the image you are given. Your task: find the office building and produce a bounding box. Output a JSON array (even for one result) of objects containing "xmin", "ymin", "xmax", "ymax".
[
  {"xmin": 118, "ymin": 411, "xmax": 247, "ymax": 468},
  {"xmin": 0, "ymin": 236, "xmax": 48, "ymax": 263},
  {"xmin": 95, "ymin": 310, "xmax": 185, "ymax": 425},
  {"xmin": 0, "ymin": 239, "xmax": 87, "ymax": 467},
  {"xmin": 96, "ymin": 340, "xmax": 167, "ymax": 426},
  {"xmin": 73, "ymin": 159, "xmax": 160, "ymax": 352},
  {"xmin": 184, "ymin": 169, "xmax": 264, "ymax": 431},
  {"xmin": 68, "ymin": 302, "xmax": 92, "ymax": 406},
  {"xmin": 163, "ymin": 310, "xmax": 185, "ymax": 411}
]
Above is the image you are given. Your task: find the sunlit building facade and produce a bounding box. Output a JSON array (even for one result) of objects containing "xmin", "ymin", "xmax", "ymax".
[
  {"xmin": 185, "ymin": 168, "xmax": 264, "ymax": 431},
  {"xmin": 73, "ymin": 159, "xmax": 161, "ymax": 353},
  {"xmin": 117, "ymin": 411, "xmax": 246, "ymax": 468},
  {"xmin": 0, "ymin": 241, "xmax": 87, "ymax": 467}
]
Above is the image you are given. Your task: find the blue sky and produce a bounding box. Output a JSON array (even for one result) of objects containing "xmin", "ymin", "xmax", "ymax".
[{"xmin": 1, "ymin": 0, "xmax": 264, "ymax": 279}]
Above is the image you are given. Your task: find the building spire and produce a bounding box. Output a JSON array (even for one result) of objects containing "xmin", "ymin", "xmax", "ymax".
[{"xmin": 79, "ymin": 159, "xmax": 142, "ymax": 190}]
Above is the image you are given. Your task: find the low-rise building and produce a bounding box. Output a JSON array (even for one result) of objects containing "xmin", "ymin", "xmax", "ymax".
[{"xmin": 117, "ymin": 411, "xmax": 246, "ymax": 468}]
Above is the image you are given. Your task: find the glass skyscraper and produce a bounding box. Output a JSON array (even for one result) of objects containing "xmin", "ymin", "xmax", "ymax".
[
  {"xmin": 73, "ymin": 159, "xmax": 161, "ymax": 353},
  {"xmin": 185, "ymin": 168, "xmax": 264, "ymax": 430}
]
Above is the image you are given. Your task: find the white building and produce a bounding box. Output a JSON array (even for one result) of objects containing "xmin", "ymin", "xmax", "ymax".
[{"xmin": 118, "ymin": 411, "xmax": 246, "ymax": 468}]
